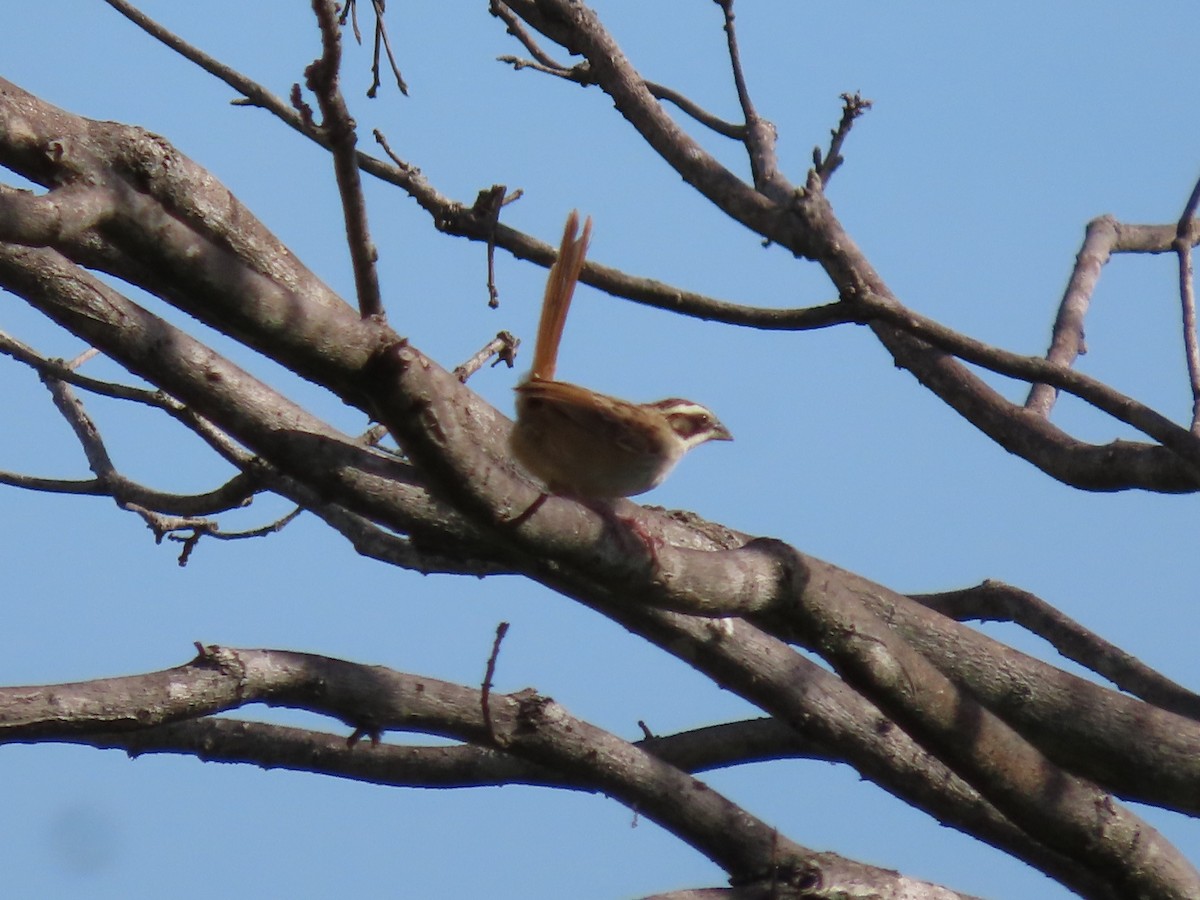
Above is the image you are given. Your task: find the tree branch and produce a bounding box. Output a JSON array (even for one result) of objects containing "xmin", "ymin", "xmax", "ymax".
[
  {"xmin": 913, "ymin": 579, "xmax": 1200, "ymax": 720},
  {"xmin": 1, "ymin": 645, "xmax": 899, "ymax": 891},
  {"xmin": 306, "ymin": 0, "xmax": 385, "ymax": 318}
]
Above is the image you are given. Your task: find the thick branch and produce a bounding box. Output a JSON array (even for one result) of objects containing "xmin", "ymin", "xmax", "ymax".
[
  {"xmin": 761, "ymin": 547, "xmax": 1198, "ymax": 899},
  {"xmin": 1, "ymin": 646, "xmax": 887, "ymax": 889},
  {"xmin": 914, "ymin": 580, "xmax": 1200, "ymax": 720}
]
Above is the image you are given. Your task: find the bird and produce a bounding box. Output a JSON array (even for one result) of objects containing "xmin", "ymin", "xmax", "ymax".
[{"xmin": 509, "ymin": 211, "xmax": 732, "ymax": 501}]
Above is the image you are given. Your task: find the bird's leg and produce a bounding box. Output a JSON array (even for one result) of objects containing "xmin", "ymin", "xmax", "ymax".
[
  {"xmin": 506, "ymin": 491, "xmax": 550, "ymax": 528},
  {"xmin": 504, "ymin": 485, "xmax": 661, "ymax": 568},
  {"xmin": 583, "ymin": 500, "xmax": 664, "ymax": 569}
]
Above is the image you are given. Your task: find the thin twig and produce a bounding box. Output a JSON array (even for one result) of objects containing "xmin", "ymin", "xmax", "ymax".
[
  {"xmin": 473, "ymin": 184, "xmax": 509, "ymax": 308},
  {"xmin": 42, "ymin": 376, "xmax": 117, "ymax": 483},
  {"xmin": 307, "ymin": 0, "xmax": 385, "ymax": 319},
  {"xmin": 716, "ymin": 0, "xmax": 754, "ymax": 126},
  {"xmin": 647, "ymin": 79, "xmax": 744, "ymax": 140},
  {"xmin": 714, "ymin": 0, "xmax": 782, "ymax": 195},
  {"xmin": 492, "ymin": 0, "xmax": 741, "ymax": 137},
  {"xmin": 1174, "ymin": 175, "xmax": 1200, "ymax": 431},
  {"xmin": 496, "ymin": 53, "xmax": 576, "ymax": 79},
  {"xmin": 0, "ymin": 468, "xmax": 258, "ymax": 516},
  {"xmin": 158, "ymin": 506, "xmax": 303, "ymax": 566},
  {"xmin": 454, "ymin": 332, "xmax": 520, "ymax": 383},
  {"xmin": 1, "ymin": 330, "xmax": 264, "ymax": 514},
  {"xmin": 814, "ymin": 92, "xmax": 873, "ymax": 183},
  {"xmin": 342, "ymin": 0, "xmax": 362, "ymax": 43},
  {"xmin": 370, "ymin": 0, "xmax": 408, "ymax": 96},
  {"xmin": 99, "ymin": 4, "xmax": 807, "ymax": 336},
  {"xmin": 490, "ymin": 0, "xmax": 565, "ymax": 70},
  {"xmin": 1026, "ymin": 217, "xmax": 1116, "ymax": 416},
  {"xmin": 0, "ymin": 329, "xmax": 161, "ymax": 404},
  {"xmin": 65, "ymin": 347, "xmax": 100, "ymax": 369},
  {"xmin": 203, "ymin": 505, "xmax": 304, "ymax": 540},
  {"xmin": 344, "ymin": 0, "xmax": 408, "ymax": 97},
  {"xmin": 103, "ymin": 0, "xmax": 290, "ymax": 115},
  {"xmin": 497, "ymin": 53, "xmax": 743, "ymax": 139},
  {"xmin": 36, "ymin": 367, "xmax": 280, "ymax": 563},
  {"xmin": 481, "ymin": 621, "xmax": 511, "ymax": 744}
]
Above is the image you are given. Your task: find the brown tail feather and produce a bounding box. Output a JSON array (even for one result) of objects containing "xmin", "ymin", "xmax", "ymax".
[{"xmin": 530, "ymin": 211, "xmax": 592, "ymax": 381}]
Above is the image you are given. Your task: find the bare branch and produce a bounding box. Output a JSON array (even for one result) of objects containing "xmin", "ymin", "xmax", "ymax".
[
  {"xmin": 649, "ymin": 81, "xmax": 744, "ymax": 140},
  {"xmin": 43, "ymin": 375, "xmax": 117, "ymax": 481},
  {"xmin": 307, "ymin": 0, "xmax": 385, "ymax": 319},
  {"xmin": 0, "ymin": 239, "xmax": 505, "ymax": 571},
  {"xmin": 5, "ymin": 10, "xmax": 1200, "ymax": 896},
  {"xmin": 487, "ymin": 4, "xmax": 1200, "ymax": 497},
  {"xmin": 751, "ymin": 549, "xmax": 1197, "ymax": 899},
  {"xmin": 103, "ymin": 0, "xmax": 293, "ymax": 116},
  {"xmin": 453, "ymin": 331, "xmax": 520, "ymax": 383},
  {"xmin": 342, "ymin": 0, "xmax": 408, "ymax": 97},
  {"xmin": 714, "ymin": 0, "xmax": 784, "ymax": 195},
  {"xmin": 197, "ymin": 505, "xmax": 302, "ymax": 540},
  {"xmin": 480, "ymin": 621, "xmax": 509, "ymax": 744},
  {"xmin": 0, "ymin": 646, "xmax": 832, "ymax": 887},
  {"xmin": 469, "ymin": 182, "xmax": 519, "ymax": 309},
  {"xmin": 497, "ymin": 0, "xmax": 780, "ymax": 241},
  {"xmin": 813, "ymin": 92, "xmax": 873, "ymax": 182},
  {"xmin": 36, "ymin": 375, "xmax": 258, "ymax": 527},
  {"xmin": 490, "ymin": 0, "xmax": 569, "ymax": 70},
  {"xmin": 64, "ymin": 15, "xmax": 813, "ymax": 331},
  {"xmin": 1175, "ymin": 174, "xmax": 1200, "ymax": 430},
  {"xmin": 51, "ymin": 717, "xmax": 826, "ymax": 789},
  {"xmin": 1026, "ymin": 216, "xmax": 1116, "ymax": 416},
  {"xmin": 95, "ymin": 0, "xmax": 1200, "ymax": 505},
  {"xmin": 913, "ymin": 580, "xmax": 1200, "ymax": 721},
  {"xmin": 493, "ymin": 38, "xmax": 744, "ymax": 140}
]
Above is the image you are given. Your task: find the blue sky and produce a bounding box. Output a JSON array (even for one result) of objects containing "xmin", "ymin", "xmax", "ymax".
[{"xmin": 2, "ymin": 3, "xmax": 1198, "ymax": 897}]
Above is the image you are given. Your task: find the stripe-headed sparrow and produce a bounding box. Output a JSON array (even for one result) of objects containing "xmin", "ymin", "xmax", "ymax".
[{"xmin": 509, "ymin": 212, "xmax": 731, "ymax": 499}]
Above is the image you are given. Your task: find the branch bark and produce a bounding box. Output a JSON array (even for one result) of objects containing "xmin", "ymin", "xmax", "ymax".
[{"xmin": 2, "ymin": 7, "xmax": 1199, "ymax": 898}]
